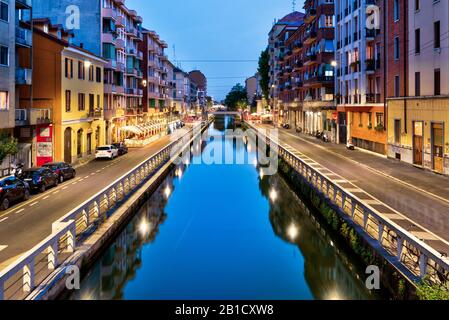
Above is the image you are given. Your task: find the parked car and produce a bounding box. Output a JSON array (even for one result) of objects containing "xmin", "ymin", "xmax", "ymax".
[
  {"xmin": 0, "ymin": 176, "xmax": 31, "ymax": 210},
  {"xmin": 20, "ymin": 168, "xmax": 59, "ymax": 193},
  {"xmin": 43, "ymin": 162, "xmax": 76, "ymax": 183},
  {"xmin": 112, "ymin": 142, "xmax": 128, "ymax": 156},
  {"xmin": 95, "ymin": 145, "xmax": 119, "ymax": 160}
]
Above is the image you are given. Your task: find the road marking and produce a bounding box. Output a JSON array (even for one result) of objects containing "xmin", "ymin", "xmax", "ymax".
[
  {"xmin": 62, "ymin": 187, "xmax": 68, "ymax": 190},
  {"xmin": 29, "ymin": 202, "xmax": 39, "ymax": 207},
  {"xmin": 15, "ymin": 209, "xmax": 25, "ymax": 214},
  {"xmin": 43, "ymin": 196, "xmax": 49, "ymax": 200},
  {"xmin": 96, "ymin": 170, "xmax": 101, "ymax": 173},
  {"xmin": 282, "ymin": 130, "xmax": 449, "ymax": 208},
  {"xmin": 0, "ymin": 217, "xmax": 8, "ymax": 223},
  {"xmin": 53, "ymin": 191, "xmax": 59, "ymax": 195},
  {"xmin": 0, "ymin": 245, "xmax": 7, "ymax": 252}
]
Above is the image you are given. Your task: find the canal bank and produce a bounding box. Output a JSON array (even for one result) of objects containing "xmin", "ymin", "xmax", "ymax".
[
  {"xmin": 11, "ymin": 121, "xmax": 212, "ymax": 301},
  {"xmin": 244, "ymin": 121, "xmax": 449, "ymax": 300},
  {"xmin": 65, "ymin": 116, "xmax": 383, "ymax": 300}
]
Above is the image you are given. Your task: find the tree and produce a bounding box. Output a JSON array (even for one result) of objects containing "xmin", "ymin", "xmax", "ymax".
[
  {"xmin": 224, "ymin": 83, "xmax": 247, "ymax": 111},
  {"xmin": 257, "ymin": 48, "xmax": 270, "ymax": 102},
  {"xmin": 0, "ymin": 134, "xmax": 18, "ymax": 164}
]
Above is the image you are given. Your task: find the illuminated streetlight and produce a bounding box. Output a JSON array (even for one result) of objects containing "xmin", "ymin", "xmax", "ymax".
[
  {"xmin": 164, "ymin": 186, "xmax": 171, "ymax": 198},
  {"xmin": 139, "ymin": 218, "xmax": 150, "ymax": 236},
  {"xmin": 84, "ymin": 60, "xmax": 91, "ymax": 68},
  {"xmin": 331, "ymin": 60, "xmax": 337, "ymax": 67},
  {"xmin": 287, "ymin": 223, "xmax": 299, "ymax": 241}
]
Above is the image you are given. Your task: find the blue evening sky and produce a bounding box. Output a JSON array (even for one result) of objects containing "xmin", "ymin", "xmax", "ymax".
[{"xmin": 127, "ymin": 0, "xmax": 305, "ymax": 100}]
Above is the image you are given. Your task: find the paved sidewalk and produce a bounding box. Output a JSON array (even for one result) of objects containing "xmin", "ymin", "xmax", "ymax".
[{"xmin": 254, "ymin": 123, "xmax": 449, "ymax": 258}]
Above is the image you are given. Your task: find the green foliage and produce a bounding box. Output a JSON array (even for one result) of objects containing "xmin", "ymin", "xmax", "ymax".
[
  {"xmin": 225, "ymin": 83, "xmax": 247, "ymax": 111},
  {"xmin": 416, "ymin": 278, "xmax": 449, "ymax": 300},
  {"xmin": 0, "ymin": 134, "xmax": 18, "ymax": 164},
  {"xmin": 257, "ymin": 48, "xmax": 270, "ymax": 101}
]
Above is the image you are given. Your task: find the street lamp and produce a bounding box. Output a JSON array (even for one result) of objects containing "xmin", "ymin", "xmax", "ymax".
[{"xmin": 331, "ymin": 60, "xmax": 337, "ymax": 68}]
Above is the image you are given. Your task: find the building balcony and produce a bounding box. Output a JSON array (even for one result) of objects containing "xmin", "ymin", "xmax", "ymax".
[
  {"xmin": 365, "ymin": 93, "xmax": 381, "ymax": 104},
  {"xmin": 115, "ymin": 15, "xmax": 125, "ymax": 28},
  {"xmin": 366, "ymin": 28, "xmax": 376, "ymax": 41},
  {"xmin": 16, "ymin": 0, "xmax": 32, "ymax": 9},
  {"xmin": 304, "ymin": 53, "xmax": 317, "ymax": 66},
  {"xmin": 88, "ymin": 109, "xmax": 102, "ymax": 120},
  {"xmin": 105, "ymin": 59, "xmax": 117, "ymax": 69},
  {"xmin": 116, "ymin": 61, "xmax": 126, "ymax": 72},
  {"xmin": 103, "ymin": 109, "xmax": 115, "ymax": 120},
  {"xmin": 15, "ymin": 108, "xmax": 51, "ymax": 126},
  {"xmin": 147, "ymin": 75, "xmax": 159, "ymax": 84},
  {"xmin": 293, "ymin": 41, "xmax": 303, "ymax": 52},
  {"xmin": 294, "ymin": 60, "xmax": 304, "ymax": 70},
  {"xmin": 16, "ymin": 67, "xmax": 32, "ymax": 85},
  {"xmin": 16, "ymin": 26, "xmax": 32, "ymax": 47},
  {"xmin": 304, "ymin": 8, "xmax": 317, "ymax": 23},
  {"xmin": 365, "ymin": 59, "xmax": 375, "ymax": 74},
  {"xmin": 101, "ymin": 7, "xmax": 117, "ymax": 20},
  {"xmin": 116, "ymin": 38, "xmax": 125, "ymax": 49},
  {"xmin": 102, "ymin": 32, "xmax": 117, "ymax": 44}
]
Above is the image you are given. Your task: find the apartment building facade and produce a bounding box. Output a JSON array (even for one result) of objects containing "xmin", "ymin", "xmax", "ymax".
[
  {"xmin": 268, "ymin": 11, "xmax": 305, "ymax": 125},
  {"xmin": 0, "ymin": 0, "xmax": 33, "ymax": 173},
  {"xmin": 387, "ymin": 0, "xmax": 449, "ymax": 175},
  {"xmin": 189, "ymin": 70, "xmax": 207, "ymax": 110},
  {"xmin": 140, "ymin": 29, "xmax": 169, "ymax": 115},
  {"xmin": 33, "ymin": 0, "xmax": 144, "ymax": 144},
  {"xmin": 24, "ymin": 20, "xmax": 106, "ymax": 165},
  {"xmin": 335, "ymin": 0, "xmax": 386, "ymax": 154},
  {"xmin": 282, "ymin": 0, "xmax": 336, "ymax": 140},
  {"xmin": 173, "ymin": 67, "xmax": 190, "ymax": 114}
]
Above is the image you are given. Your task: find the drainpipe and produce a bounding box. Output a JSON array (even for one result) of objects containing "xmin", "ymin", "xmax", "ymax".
[{"xmin": 403, "ymin": 0, "xmax": 408, "ymax": 134}]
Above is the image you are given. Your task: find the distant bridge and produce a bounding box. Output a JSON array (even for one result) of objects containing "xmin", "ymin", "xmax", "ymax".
[{"xmin": 207, "ymin": 111, "xmax": 241, "ymax": 115}]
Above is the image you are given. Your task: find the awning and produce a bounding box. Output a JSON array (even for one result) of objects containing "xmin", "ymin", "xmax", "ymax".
[{"xmin": 120, "ymin": 126, "xmax": 143, "ymax": 134}]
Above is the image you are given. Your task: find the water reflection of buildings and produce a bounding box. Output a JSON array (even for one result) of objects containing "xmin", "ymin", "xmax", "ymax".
[
  {"xmin": 72, "ymin": 172, "xmax": 177, "ymax": 300},
  {"xmin": 260, "ymin": 174, "xmax": 381, "ymax": 300}
]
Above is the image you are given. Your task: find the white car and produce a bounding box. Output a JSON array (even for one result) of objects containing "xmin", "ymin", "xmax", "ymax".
[{"xmin": 95, "ymin": 145, "xmax": 119, "ymax": 160}]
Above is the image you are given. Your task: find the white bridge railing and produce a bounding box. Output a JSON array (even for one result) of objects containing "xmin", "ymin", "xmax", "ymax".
[
  {"xmin": 251, "ymin": 123, "xmax": 449, "ymax": 287},
  {"xmin": 0, "ymin": 124, "xmax": 204, "ymax": 300}
]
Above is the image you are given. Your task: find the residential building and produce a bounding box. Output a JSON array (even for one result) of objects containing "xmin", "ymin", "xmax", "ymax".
[
  {"xmin": 0, "ymin": 0, "xmax": 33, "ymax": 174},
  {"xmin": 268, "ymin": 11, "xmax": 305, "ymax": 125},
  {"xmin": 188, "ymin": 76, "xmax": 199, "ymax": 113},
  {"xmin": 387, "ymin": 0, "xmax": 449, "ymax": 175},
  {"xmin": 173, "ymin": 67, "xmax": 190, "ymax": 114},
  {"xmin": 280, "ymin": 0, "xmax": 336, "ymax": 140},
  {"xmin": 189, "ymin": 70, "xmax": 207, "ymax": 110},
  {"xmin": 163, "ymin": 59, "xmax": 177, "ymax": 114},
  {"xmin": 140, "ymin": 29, "xmax": 169, "ymax": 115},
  {"xmin": 22, "ymin": 19, "xmax": 106, "ymax": 165},
  {"xmin": 335, "ymin": 0, "xmax": 386, "ymax": 154},
  {"xmin": 33, "ymin": 0, "xmax": 144, "ymax": 144},
  {"xmin": 246, "ymin": 75, "xmax": 258, "ymax": 106}
]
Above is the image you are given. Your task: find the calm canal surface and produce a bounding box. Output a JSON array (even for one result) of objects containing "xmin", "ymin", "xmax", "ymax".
[{"xmin": 70, "ymin": 117, "xmax": 381, "ymax": 300}]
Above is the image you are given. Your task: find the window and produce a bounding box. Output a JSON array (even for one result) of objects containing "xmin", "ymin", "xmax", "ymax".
[
  {"xmin": 65, "ymin": 58, "xmax": 73, "ymax": 78},
  {"xmin": 415, "ymin": 0, "xmax": 420, "ymax": 11},
  {"xmin": 78, "ymin": 61, "xmax": 85, "ymax": 80},
  {"xmin": 78, "ymin": 93, "xmax": 85, "ymax": 111},
  {"xmin": 65, "ymin": 90, "xmax": 71, "ymax": 112},
  {"xmin": 0, "ymin": 45, "xmax": 8, "ymax": 66},
  {"xmin": 97, "ymin": 95, "xmax": 100, "ymax": 109},
  {"xmin": 394, "ymin": 119, "xmax": 401, "ymax": 144},
  {"xmin": 96, "ymin": 67, "xmax": 102, "ymax": 83},
  {"xmin": 0, "ymin": 1, "xmax": 8, "ymax": 22},
  {"xmin": 0, "ymin": 91, "xmax": 8, "ymax": 110},
  {"xmin": 434, "ymin": 69, "xmax": 441, "ymax": 95},
  {"xmin": 376, "ymin": 113, "xmax": 384, "ymax": 127},
  {"xmin": 394, "ymin": 37, "xmax": 400, "ymax": 60},
  {"xmin": 415, "ymin": 29, "xmax": 420, "ymax": 54},
  {"xmin": 434, "ymin": 21, "xmax": 440, "ymax": 49},
  {"xmin": 88, "ymin": 65, "xmax": 94, "ymax": 81},
  {"xmin": 394, "ymin": 0, "xmax": 400, "ymax": 20},
  {"xmin": 415, "ymin": 72, "xmax": 420, "ymax": 96},
  {"xmin": 89, "ymin": 94, "xmax": 94, "ymax": 111},
  {"xmin": 394, "ymin": 75, "xmax": 400, "ymax": 97}
]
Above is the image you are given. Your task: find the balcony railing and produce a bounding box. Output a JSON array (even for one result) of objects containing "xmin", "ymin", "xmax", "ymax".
[
  {"xmin": 15, "ymin": 108, "xmax": 51, "ymax": 126},
  {"xmin": 16, "ymin": 68, "xmax": 32, "ymax": 85},
  {"xmin": 16, "ymin": 27, "xmax": 32, "ymax": 47},
  {"xmin": 88, "ymin": 109, "xmax": 102, "ymax": 119}
]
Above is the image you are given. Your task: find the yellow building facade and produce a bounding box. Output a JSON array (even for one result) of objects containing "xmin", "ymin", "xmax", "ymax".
[
  {"xmin": 57, "ymin": 47, "xmax": 107, "ymax": 164},
  {"xmin": 387, "ymin": 97, "xmax": 449, "ymax": 175}
]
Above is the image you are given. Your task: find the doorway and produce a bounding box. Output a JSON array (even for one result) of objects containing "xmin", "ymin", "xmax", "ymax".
[
  {"xmin": 431, "ymin": 123, "xmax": 444, "ymax": 173},
  {"xmin": 413, "ymin": 121, "xmax": 423, "ymax": 166},
  {"xmin": 338, "ymin": 112, "xmax": 347, "ymax": 144},
  {"xmin": 64, "ymin": 127, "xmax": 72, "ymax": 164}
]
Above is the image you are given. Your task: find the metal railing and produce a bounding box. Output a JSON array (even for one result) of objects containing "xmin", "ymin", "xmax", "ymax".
[
  {"xmin": 248, "ymin": 122, "xmax": 449, "ymax": 287},
  {"xmin": 0, "ymin": 124, "xmax": 206, "ymax": 300}
]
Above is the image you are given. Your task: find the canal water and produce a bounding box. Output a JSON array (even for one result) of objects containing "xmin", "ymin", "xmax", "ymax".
[{"xmin": 70, "ymin": 117, "xmax": 381, "ymax": 300}]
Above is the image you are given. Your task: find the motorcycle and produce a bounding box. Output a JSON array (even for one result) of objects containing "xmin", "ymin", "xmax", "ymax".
[
  {"xmin": 11, "ymin": 161, "xmax": 24, "ymax": 177},
  {"xmin": 315, "ymin": 131, "xmax": 323, "ymax": 139},
  {"xmin": 322, "ymin": 133, "xmax": 330, "ymax": 142}
]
